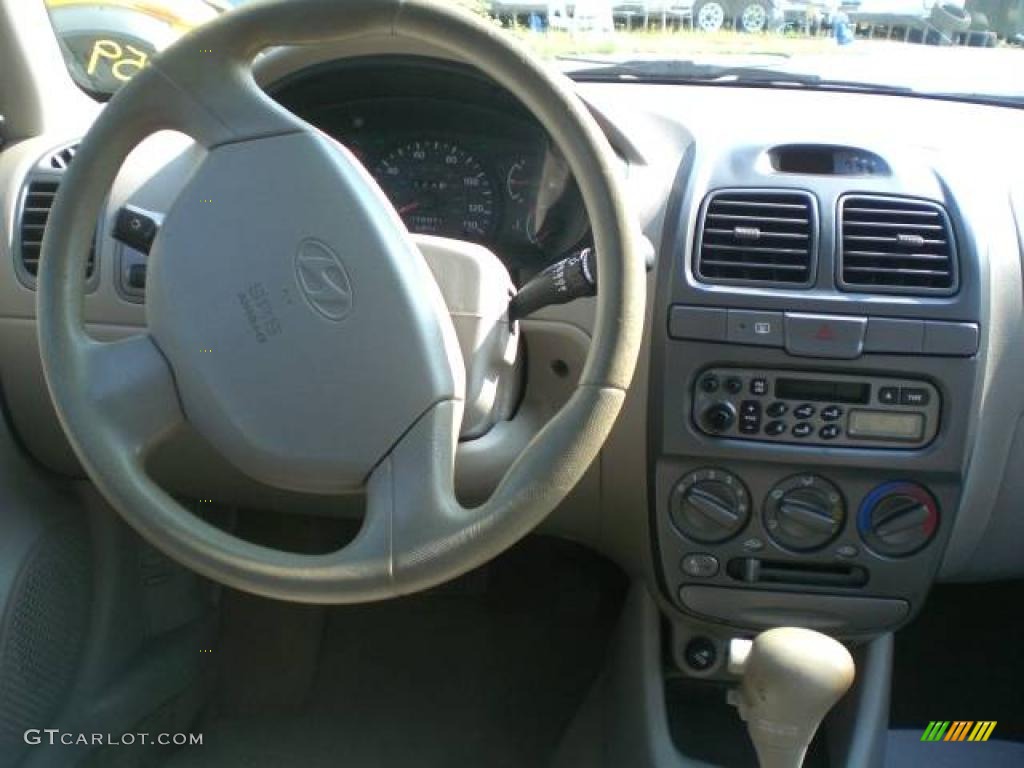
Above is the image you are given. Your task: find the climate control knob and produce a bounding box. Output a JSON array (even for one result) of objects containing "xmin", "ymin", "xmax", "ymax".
[
  {"xmin": 858, "ymin": 482, "xmax": 939, "ymax": 557},
  {"xmin": 764, "ymin": 474, "xmax": 845, "ymax": 552},
  {"xmin": 671, "ymin": 468, "xmax": 750, "ymax": 544},
  {"xmin": 701, "ymin": 402, "xmax": 737, "ymax": 434}
]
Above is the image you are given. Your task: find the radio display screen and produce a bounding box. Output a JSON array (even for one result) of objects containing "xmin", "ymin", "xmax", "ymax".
[
  {"xmin": 774, "ymin": 378, "xmax": 870, "ymax": 405},
  {"xmin": 848, "ymin": 410, "xmax": 925, "ymax": 441}
]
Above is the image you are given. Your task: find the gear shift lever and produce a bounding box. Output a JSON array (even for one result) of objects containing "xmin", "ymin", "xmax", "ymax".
[{"xmin": 728, "ymin": 628, "xmax": 855, "ymax": 768}]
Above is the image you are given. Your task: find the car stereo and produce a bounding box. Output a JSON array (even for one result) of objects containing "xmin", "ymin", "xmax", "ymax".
[{"xmin": 692, "ymin": 368, "xmax": 940, "ymax": 449}]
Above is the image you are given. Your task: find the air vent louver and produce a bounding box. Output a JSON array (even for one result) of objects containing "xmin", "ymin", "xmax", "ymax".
[
  {"xmin": 839, "ymin": 195, "xmax": 956, "ymax": 295},
  {"xmin": 695, "ymin": 190, "xmax": 816, "ymax": 286},
  {"xmin": 18, "ymin": 178, "xmax": 95, "ymax": 279}
]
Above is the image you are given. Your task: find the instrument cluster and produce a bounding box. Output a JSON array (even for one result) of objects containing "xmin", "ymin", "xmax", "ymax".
[{"xmin": 304, "ymin": 96, "xmax": 589, "ymax": 271}]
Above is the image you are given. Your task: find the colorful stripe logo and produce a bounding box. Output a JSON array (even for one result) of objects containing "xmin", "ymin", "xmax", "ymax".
[{"xmin": 921, "ymin": 721, "xmax": 997, "ymax": 742}]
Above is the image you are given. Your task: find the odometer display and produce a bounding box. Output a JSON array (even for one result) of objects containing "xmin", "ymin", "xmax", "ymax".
[{"xmin": 374, "ymin": 140, "xmax": 495, "ymax": 240}]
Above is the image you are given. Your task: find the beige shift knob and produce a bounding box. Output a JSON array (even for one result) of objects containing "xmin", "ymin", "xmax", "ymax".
[{"xmin": 728, "ymin": 627, "xmax": 855, "ymax": 768}]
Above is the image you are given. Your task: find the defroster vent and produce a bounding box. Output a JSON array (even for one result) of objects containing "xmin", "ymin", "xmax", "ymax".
[{"xmin": 695, "ymin": 190, "xmax": 817, "ymax": 287}]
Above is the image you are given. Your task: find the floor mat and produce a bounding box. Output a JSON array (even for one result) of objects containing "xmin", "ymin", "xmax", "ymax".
[
  {"xmin": 890, "ymin": 580, "xmax": 1024, "ymax": 742},
  {"xmin": 165, "ymin": 536, "xmax": 627, "ymax": 768},
  {"xmin": 887, "ymin": 729, "xmax": 1024, "ymax": 767}
]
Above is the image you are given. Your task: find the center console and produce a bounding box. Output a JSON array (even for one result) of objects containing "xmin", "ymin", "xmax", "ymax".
[{"xmin": 648, "ymin": 144, "xmax": 983, "ymax": 671}]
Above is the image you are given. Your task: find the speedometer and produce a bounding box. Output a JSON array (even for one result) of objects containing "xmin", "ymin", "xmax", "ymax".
[{"xmin": 373, "ymin": 140, "xmax": 495, "ymax": 240}]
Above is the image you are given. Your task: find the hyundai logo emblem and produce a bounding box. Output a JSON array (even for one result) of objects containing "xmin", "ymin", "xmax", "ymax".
[{"xmin": 294, "ymin": 238, "xmax": 353, "ymax": 322}]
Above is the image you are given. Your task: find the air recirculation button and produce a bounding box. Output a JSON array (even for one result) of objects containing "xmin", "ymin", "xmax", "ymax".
[
  {"xmin": 670, "ymin": 468, "xmax": 750, "ymax": 544},
  {"xmin": 764, "ymin": 475, "xmax": 845, "ymax": 552}
]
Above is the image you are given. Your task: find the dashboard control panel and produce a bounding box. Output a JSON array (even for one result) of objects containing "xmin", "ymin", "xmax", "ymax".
[
  {"xmin": 693, "ymin": 368, "xmax": 941, "ymax": 449},
  {"xmin": 655, "ymin": 463, "xmax": 951, "ymax": 636}
]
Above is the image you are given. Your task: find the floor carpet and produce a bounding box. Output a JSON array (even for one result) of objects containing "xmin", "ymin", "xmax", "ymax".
[{"xmin": 165, "ymin": 536, "xmax": 627, "ymax": 768}]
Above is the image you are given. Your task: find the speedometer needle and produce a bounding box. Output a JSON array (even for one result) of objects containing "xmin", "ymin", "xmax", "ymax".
[{"xmin": 398, "ymin": 202, "xmax": 420, "ymax": 214}]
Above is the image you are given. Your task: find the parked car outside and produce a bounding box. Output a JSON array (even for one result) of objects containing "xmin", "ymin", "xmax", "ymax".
[
  {"xmin": 612, "ymin": 1, "xmax": 696, "ymax": 28},
  {"xmin": 841, "ymin": 0, "xmax": 972, "ymax": 39},
  {"xmin": 965, "ymin": 0, "xmax": 1024, "ymax": 40},
  {"xmin": 781, "ymin": 0, "xmax": 840, "ymax": 30},
  {"xmin": 490, "ymin": 0, "xmax": 769, "ymax": 29},
  {"xmin": 692, "ymin": 0, "xmax": 786, "ymax": 31},
  {"xmin": 489, "ymin": 0, "xmax": 554, "ymax": 19}
]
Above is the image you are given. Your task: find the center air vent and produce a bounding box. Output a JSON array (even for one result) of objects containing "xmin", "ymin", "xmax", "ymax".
[
  {"xmin": 695, "ymin": 190, "xmax": 817, "ymax": 287},
  {"xmin": 17, "ymin": 178, "xmax": 96, "ymax": 281},
  {"xmin": 839, "ymin": 195, "xmax": 956, "ymax": 295}
]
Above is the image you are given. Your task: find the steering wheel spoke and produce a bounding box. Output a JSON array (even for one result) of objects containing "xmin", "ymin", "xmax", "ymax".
[
  {"xmin": 77, "ymin": 333, "xmax": 185, "ymax": 458},
  {"xmin": 364, "ymin": 399, "xmax": 468, "ymax": 591}
]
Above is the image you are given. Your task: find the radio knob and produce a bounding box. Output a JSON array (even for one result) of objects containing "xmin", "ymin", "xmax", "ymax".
[
  {"xmin": 764, "ymin": 475, "xmax": 845, "ymax": 552},
  {"xmin": 701, "ymin": 402, "xmax": 736, "ymax": 434},
  {"xmin": 858, "ymin": 482, "xmax": 939, "ymax": 557},
  {"xmin": 671, "ymin": 469, "xmax": 750, "ymax": 544}
]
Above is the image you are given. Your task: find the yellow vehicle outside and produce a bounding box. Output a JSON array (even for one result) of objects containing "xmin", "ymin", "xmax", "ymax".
[{"xmin": 44, "ymin": 0, "xmax": 222, "ymax": 95}]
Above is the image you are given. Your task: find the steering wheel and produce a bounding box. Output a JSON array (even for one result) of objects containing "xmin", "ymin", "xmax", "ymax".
[{"xmin": 36, "ymin": 0, "xmax": 644, "ymax": 603}]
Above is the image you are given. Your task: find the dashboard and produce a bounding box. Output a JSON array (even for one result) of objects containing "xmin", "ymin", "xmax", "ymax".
[
  {"xmin": 2, "ymin": 49, "xmax": 1024, "ymax": 676},
  {"xmin": 271, "ymin": 58, "xmax": 590, "ymax": 275}
]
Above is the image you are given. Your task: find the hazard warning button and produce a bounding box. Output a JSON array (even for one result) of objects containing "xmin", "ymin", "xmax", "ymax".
[{"xmin": 784, "ymin": 313, "xmax": 867, "ymax": 359}]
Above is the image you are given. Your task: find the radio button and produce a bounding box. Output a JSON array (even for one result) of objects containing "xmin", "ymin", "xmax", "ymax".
[
  {"xmin": 792, "ymin": 422, "xmax": 813, "ymax": 438},
  {"xmin": 739, "ymin": 401, "xmax": 762, "ymax": 434},
  {"xmin": 750, "ymin": 377, "xmax": 768, "ymax": 396},
  {"xmin": 821, "ymin": 405, "xmax": 843, "ymax": 421},
  {"xmin": 765, "ymin": 420, "xmax": 787, "ymax": 436},
  {"xmin": 820, "ymin": 424, "xmax": 841, "ymax": 440},
  {"xmin": 766, "ymin": 402, "xmax": 788, "ymax": 418},
  {"xmin": 794, "ymin": 403, "xmax": 816, "ymax": 420},
  {"xmin": 700, "ymin": 374, "xmax": 720, "ymax": 393},
  {"xmin": 899, "ymin": 388, "xmax": 930, "ymax": 406},
  {"xmin": 725, "ymin": 377, "xmax": 744, "ymax": 394},
  {"xmin": 878, "ymin": 387, "xmax": 899, "ymax": 405}
]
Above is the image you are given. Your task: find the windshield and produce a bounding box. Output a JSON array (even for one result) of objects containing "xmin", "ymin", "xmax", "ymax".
[{"xmin": 44, "ymin": 0, "xmax": 1024, "ymax": 105}]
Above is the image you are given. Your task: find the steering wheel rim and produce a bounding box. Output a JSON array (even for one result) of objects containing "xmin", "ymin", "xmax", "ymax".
[{"xmin": 36, "ymin": 0, "xmax": 645, "ymax": 603}]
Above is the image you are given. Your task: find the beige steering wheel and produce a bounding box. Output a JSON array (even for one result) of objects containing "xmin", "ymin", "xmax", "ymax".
[{"xmin": 36, "ymin": 0, "xmax": 644, "ymax": 603}]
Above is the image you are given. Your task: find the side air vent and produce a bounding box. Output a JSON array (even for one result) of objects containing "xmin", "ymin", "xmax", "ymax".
[
  {"xmin": 48, "ymin": 143, "xmax": 78, "ymax": 170},
  {"xmin": 839, "ymin": 195, "xmax": 957, "ymax": 295},
  {"xmin": 17, "ymin": 178, "xmax": 96, "ymax": 280},
  {"xmin": 695, "ymin": 190, "xmax": 817, "ymax": 287}
]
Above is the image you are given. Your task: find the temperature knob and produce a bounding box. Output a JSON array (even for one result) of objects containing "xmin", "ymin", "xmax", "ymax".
[
  {"xmin": 858, "ymin": 482, "xmax": 939, "ymax": 557},
  {"xmin": 764, "ymin": 475, "xmax": 845, "ymax": 552},
  {"xmin": 670, "ymin": 468, "xmax": 750, "ymax": 544}
]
